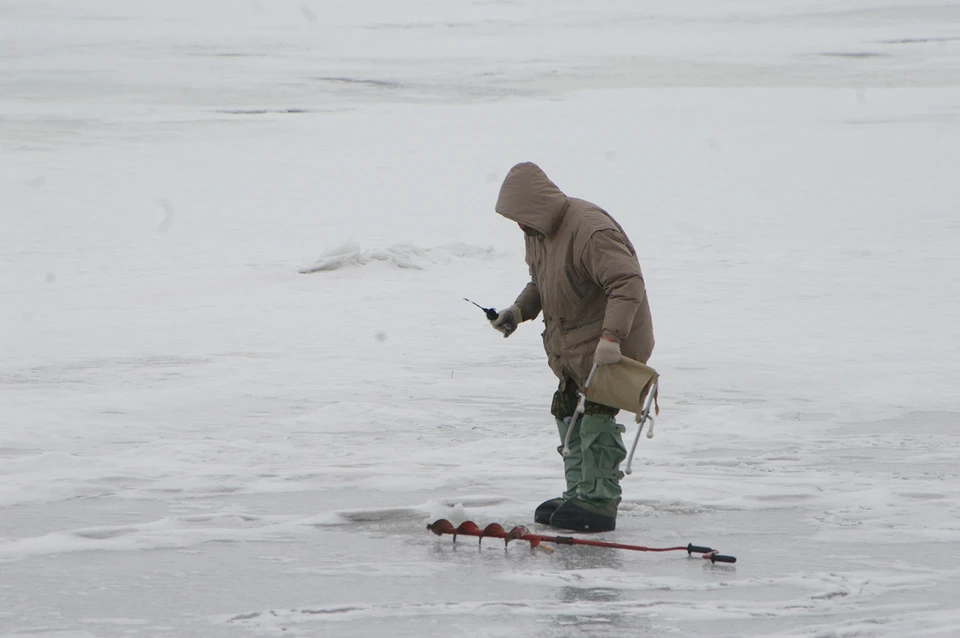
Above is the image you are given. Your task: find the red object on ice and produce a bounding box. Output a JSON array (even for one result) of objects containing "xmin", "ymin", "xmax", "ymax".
[{"xmin": 425, "ymin": 519, "xmax": 737, "ymax": 563}]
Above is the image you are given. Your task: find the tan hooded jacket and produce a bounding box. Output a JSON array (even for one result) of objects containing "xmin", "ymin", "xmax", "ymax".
[{"xmin": 496, "ymin": 162, "xmax": 654, "ymax": 391}]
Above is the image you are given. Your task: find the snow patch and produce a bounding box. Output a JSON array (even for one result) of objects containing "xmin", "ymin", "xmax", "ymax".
[{"xmin": 299, "ymin": 241, "xmax": 497, "ymax": 273}]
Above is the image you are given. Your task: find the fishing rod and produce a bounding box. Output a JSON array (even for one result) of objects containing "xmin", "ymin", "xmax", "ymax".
[{"xmin": 464, "ymin": 298, "xmax": 499, "ymax": 321}]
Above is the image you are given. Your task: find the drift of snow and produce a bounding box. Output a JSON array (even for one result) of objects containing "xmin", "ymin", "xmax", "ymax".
[{"xmin": 300, "ymin": 242, "xmax": 497, "ymax": 272}]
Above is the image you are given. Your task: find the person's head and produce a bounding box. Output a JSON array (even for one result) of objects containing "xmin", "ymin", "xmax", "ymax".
[{"xmin": 495, "ymin": 162, "xmax": 568, "ymax": 237}]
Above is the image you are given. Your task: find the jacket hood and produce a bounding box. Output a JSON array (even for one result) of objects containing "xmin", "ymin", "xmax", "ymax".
[{"xmin": 495, "ymin": 162, "xmax": 569, "ymax": 236}]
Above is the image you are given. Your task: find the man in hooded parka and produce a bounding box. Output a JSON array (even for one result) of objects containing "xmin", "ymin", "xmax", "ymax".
[{"xmin": 490, "ymin": 162, "xmax": 654, "ymax": 532}]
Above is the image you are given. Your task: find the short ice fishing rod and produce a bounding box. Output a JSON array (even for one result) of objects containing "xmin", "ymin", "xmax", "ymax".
[{"xmin": 464, "ymin": 298, "xmax": 499, "ymax": 321}]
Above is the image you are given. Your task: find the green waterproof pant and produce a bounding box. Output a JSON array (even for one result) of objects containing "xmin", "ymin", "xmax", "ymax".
[
  {"xmin": 555, "ymin": 417, "xmax": 582, "ymax": 501},
  {"xmin": 552, "ymin": 383, "xmax": 627, "ymax": 515}
]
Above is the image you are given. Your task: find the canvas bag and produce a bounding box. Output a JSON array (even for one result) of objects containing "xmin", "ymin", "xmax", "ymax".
[{"xmin": 586, "ymin": 356, "xmax": 659, "ymax": 422}]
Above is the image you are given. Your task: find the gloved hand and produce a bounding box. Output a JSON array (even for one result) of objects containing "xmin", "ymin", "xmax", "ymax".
[
  {"xmin": 490, "ymin": 305, "xmax": 522, "ymax": 338},
  {"xmin": 594, "ymin": 336, "xmax": 622, "ymax": 366}
]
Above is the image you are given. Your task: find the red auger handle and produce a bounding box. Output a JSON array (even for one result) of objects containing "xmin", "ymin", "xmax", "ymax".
[
  {"xmin": 687, "ymin": 544, "xmax": 714, "ymax": 555},
  {"xmin": 688, "ymin": 544, "xmax": 738, "ymax": 563}
]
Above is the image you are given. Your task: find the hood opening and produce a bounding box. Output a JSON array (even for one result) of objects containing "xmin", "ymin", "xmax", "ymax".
[{"xmin": 495, "ymin": 162, "xmax": 568, "ymax": 236}]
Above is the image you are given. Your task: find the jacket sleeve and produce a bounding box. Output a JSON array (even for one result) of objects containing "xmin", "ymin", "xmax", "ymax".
[
  {"xmin": 580, "ymin": 229, "xmax": 646, "ymax": 342},
  {"xmin": 513, "ymin": 278, "xmax": 542, "ymax": 322}
]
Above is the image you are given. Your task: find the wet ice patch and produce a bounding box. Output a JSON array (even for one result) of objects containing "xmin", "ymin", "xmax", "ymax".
[
  {"xmin": 331, "ymin": 506, "xmax": 428, "ymax": 523},
  {"xmin": 1, "ymin": 633, "xmax": 101, "ymax": 638},
  {"xmin": 287, "ymin": 559, "xmax": 448, "ymax": 578},
  {"xmin": 302, "ymin": 496, "xmax": 520, "ymax": 529},
  {"xmin": 299, "ymin": 241, "xmax": 496, "ymax": 272},
  {"xmin": 0, "ymin": 513, "xmax": 307, "ymax": 562},
  {"xmin": 217, "ymin": 600, "xmax": 564, "ymax": 633}
]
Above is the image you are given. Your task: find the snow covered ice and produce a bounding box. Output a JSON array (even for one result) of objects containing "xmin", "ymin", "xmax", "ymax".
[{"xmin": 2, "ymin": 1, "xmax": 960, "ymax": 636}]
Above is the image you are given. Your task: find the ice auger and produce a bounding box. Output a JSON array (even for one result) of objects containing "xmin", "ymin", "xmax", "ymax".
[{"xmin": 427, "ymin": 519, "xmax": 737, "ymax": 563}]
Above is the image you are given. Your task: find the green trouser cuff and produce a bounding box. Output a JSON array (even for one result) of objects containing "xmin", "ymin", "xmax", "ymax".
[
  {"xmin": 555, "ymin": 418, "xmax": 581, "ymax": 500},
  {"xmin": 578, "ymin": 413, "xmax": 627, "ymax": 507}
]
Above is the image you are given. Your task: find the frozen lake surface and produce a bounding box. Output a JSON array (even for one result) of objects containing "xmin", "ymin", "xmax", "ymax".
[{"xmin": 3, "ymin": 1, "xmax": 960, "ymax": 636}]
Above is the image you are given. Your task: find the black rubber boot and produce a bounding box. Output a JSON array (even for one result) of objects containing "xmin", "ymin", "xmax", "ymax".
[
  {"xmin": 534, "ymin": 497, "xmax": 565, "ymax": 525},
  {"xmin": 549, "ymin": 498, "xmax": 616, "ymax": 533}
]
